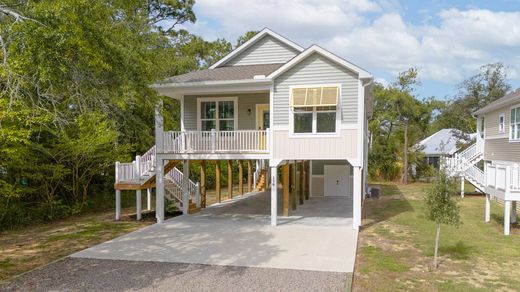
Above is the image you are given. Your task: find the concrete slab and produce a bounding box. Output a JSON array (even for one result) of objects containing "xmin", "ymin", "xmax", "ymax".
[{"xmin": 73, "ymin": 192, "xmax": 358, "ymax": 273}]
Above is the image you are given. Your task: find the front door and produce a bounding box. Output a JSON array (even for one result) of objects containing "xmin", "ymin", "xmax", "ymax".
[
  {"xmin": 324, "ymin": 165, "xmax": 349, "ymax": 197},
  {"xmin": 256, "ymin": 104, "xmax": 270, "ymax": 130}
]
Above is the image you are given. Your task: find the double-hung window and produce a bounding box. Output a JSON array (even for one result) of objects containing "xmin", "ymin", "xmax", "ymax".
[
  {"xmin": 291, "ymin": 86, "xmax": 339, "ymax": 134},
  {"xmin": 510, "ymin": 107, "xmax": 520, "ymax": 140},
  {"xmin": 198, "ymin": 98, "xmax": 237, "ymax": 131}
]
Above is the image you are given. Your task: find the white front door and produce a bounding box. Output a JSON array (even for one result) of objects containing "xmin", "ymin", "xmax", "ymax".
[{"xmin": 324, "ymin": 165, "xmax": 349, "ymax": 197}]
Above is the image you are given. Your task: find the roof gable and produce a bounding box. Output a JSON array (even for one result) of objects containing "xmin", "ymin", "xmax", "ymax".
[{"xmin": 209, "ymin": 28, "xmax": 304, "ymax": 69}]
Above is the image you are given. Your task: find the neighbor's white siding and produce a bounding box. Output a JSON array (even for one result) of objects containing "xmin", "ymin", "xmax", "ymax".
[
  {"xmin": 272, "ymin": 53, "xmax": 359, "ymax": 126},
  {"xmin": 225, "ymin": 36, "xmax": 299, "ymax": 66}
]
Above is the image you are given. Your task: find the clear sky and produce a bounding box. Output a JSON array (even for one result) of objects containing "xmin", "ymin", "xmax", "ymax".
[{"xmin": 181, "ymin": 0, "xmax": 520, "ymax": 100}]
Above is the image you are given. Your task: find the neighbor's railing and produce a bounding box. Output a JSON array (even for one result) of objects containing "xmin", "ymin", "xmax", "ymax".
[{"xmin": 163, "ymin": 129, "xmax": 270, "ymax": 154}]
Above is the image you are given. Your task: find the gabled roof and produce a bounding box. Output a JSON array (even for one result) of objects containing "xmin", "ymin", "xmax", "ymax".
[
  {"xmin": 266, "ymin": 45, "xmax": 372, "ymax": 80},
  {"xmin": 209, "ymin": 28, "xmax": 304, "ymax": 69},
  {"xmin": 473, "ymin": 89, "xmax": 520, "ymax": 116},
  {"xmin": 163, "ymin": 64, "xmax": 282, "ymax": 84},
  {"xmin": 416, "ymin": 128, "xmax": 474, "ymax": 156}
]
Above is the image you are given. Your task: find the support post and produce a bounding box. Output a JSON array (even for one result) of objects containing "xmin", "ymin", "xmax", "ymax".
[
  {"xmin": 115, "ymin": 189, "xmax": 121, "ymax": 220},
  {"xmin": 299, "ymin": 161, "xmax": 304, "ymax": 205},
  {"xmin": 155, "ymin": 100, "xmax": 165, "ymax": 223},
  {"xmin": 136, "ymin": 189, "xmax": 142, "ymax": 220},
  {"xmin": 216, "ymin": 161, "xmax": 221, "ymax": 203},
  {"xmin": 504, "ymin": 200, "xmax": 511, "ymax": 235},
  {"xmin": 353, "ymin": 166, "xmax": 362, "ymax": 230},
  {"xmin": 283, "ymin": 163, "xmax": 289, "ymax": 216},
  {"xmin": 182, "ymin": 160, "xmax": 190, "ymax": 214},
  {"xmin": 227, "ymin": 160, "xmax": 233, "ymax": 199},
  {"xmin": 290, "ymin": 162, "xmax": 297, "ymax": 211},
  {"xmin": 512, "ymin": 201, "xmax": 517, "ymax": 224},
  {"xmin": 485, "ymin": 193, "xmax": 491, "ymax": 222},
  {"xmin": 146, "ymin": 188, "xmax": 152, "ymax": 211},
  {"xmin": 247, "ymin": 160, "xmax": 252, "ymax": 192},
  {"xmin": 200, "ymin": 160, "xmax": 207, "ymax": 208},
  {"xmin": 460, "ymin": 176, "xmax": 465, "ymax": 198},
  {"xmin": 305, "ymin": 161, "xmax": 310, "ymax": 200},
  {"xmin": 271, "ymin": 166, "xmax": 278, "ymax": 226},
  {"xmin": 238, "ymin": 161, "xmax": 244, "ymax": 195}
]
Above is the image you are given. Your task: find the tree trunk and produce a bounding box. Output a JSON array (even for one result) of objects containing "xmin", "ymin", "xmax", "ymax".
[
  {"xmin": 433, "ymin": 223, "xmax": 441, "ymax": 269},
  {"xmin": 402, "ymin": 122, "xmax": 409, "ymax": 184}
]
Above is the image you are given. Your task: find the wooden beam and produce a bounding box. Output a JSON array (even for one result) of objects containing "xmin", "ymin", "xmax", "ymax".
[
  {"xmin": 290, "ymin": 162, "xmax": 297, "ymax": 211},
  {"xmin": 283, "ymin": 163, "xmax": 289, "ymax": 216},
  {"xmin": 200, "ymin": 160, "xmax": 207, "ymax": 208},
  {"xmin": 247, "ymin": 160, "xmax": 252, "ymax": 192},
  {"xmin": 238, "ymin": 161, "xmax": 244, "ymax": 195},
  {"xmin": 299, "ymin": 162, "xmax": 303, "ymax": 199},
  {"xmin": 216, "ymin": 161, "xmax": 221, "ymax": 203},
  {"xmin": 227, "ymin": 160, "xmax": 233, "ymax": 199}
]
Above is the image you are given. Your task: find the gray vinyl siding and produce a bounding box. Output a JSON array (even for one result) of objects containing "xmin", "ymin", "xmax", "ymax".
[
  {"xmin": 272, "ymin": 53, "xmax": 359, "ymax": 126},
  {"xmin": 183, "ymin": 93, "xmax": 269, "ymax": 131},
  {"xmin": 226, "ymin": 36, "xmax": 299, "ymax": 66},
  {"xmin": 483, "ymin": 102, "xmax": 520, "ymax": 162}
]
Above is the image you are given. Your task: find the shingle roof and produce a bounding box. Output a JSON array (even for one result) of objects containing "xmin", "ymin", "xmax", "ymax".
[
  {"xmin": 416, "ymin": 128, "xmax": 474, "ymax": 156},
  {"xmin": 164, "ymin": 64, "xmax": 283, "ymax": 84}
]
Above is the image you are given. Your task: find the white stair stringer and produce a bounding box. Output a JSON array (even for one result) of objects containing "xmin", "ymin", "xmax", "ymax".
[
  {"xmin": 443, "ymin": 137, "xmax": 485, "ymax": 193},
  {"xmin": 164, "ymin": 167, "xmax": 199, "ymax": 211}
]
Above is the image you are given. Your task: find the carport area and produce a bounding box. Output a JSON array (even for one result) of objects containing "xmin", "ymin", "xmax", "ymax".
[{"xmin": 73, "ymin": 190, "xmax": 357, "ymax": 273}]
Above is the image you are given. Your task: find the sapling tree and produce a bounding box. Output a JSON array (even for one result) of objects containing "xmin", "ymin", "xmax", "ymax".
[{"xmin": 424, "ymin": 170, "xmax": 461, "ymax": 269}]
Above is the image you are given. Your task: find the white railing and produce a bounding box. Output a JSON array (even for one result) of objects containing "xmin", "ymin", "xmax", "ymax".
[
  {"xmin": 139, "ymin": 145, "xmax": 156, "ymax": 176},
  {"xmin": 487, "ymin": 164, "xmax": 508, "ymax": 191},
  {"xmin": 510, "ymin": 165, "xmax": 520, "ymax": 192},
  {"xmin": 115, "ymin": 162, "xmax": 137, "ymax": 182},
  {"xmin": 253, "ymin": 159, "xmax": 268, "ymax": 188},
  {"xmin": 466, "ymin": 164, "xmax": 484, "ymax": 187},
  {"xmin": 163, "ymin": 129, "xmax": 270, "ymax": 154},
  {"xmin": 165, "ymin": 167, "xmax": 200, "ymax": 206}
]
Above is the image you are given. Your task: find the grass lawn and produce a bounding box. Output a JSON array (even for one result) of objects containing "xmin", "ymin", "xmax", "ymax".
[
  {"xmin": 0, "ymin": 208, "xmax": 151, "ymax": 283},
  {"xmin": 354, "ymin": 182, "xmax": 520, "ymax": 291}
]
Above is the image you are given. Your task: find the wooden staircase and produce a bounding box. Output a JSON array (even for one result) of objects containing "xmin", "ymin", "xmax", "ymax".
[{"xmin": 254, "ymin": 169, "xmax": 268, "ymax": 191}]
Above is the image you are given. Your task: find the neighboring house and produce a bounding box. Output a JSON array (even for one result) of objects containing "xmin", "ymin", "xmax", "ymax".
[
  {"xmin": 417, "ymin": 128, "xmax": 474, "ymax": 169},
  {"xmin": 113, "ymin": 28, "xmax": 373, "ymax": 230},
  {"xmin": 446, "ymin": 89, "xmax": 520, "ymax": 235}
]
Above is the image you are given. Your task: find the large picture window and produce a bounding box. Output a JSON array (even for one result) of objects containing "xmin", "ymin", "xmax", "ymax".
[
  {"xmin": 198, "ymin": 98, "xmax": 237, "ymax": 131},
  {"xmin": 291, "ymin": 86, "xmax": 339, "ymax": 134},
  {"xmin": 511, "ymin": 107, "xmax": 520, "ymax": 140}
]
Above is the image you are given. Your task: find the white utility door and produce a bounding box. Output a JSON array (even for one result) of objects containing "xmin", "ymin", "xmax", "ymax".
[{"xmin": 324, "ymin": 165, "xmax": 349, "ymax": 197}]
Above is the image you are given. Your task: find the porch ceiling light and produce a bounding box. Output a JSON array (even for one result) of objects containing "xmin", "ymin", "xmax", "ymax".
[{"xmin": 290, "ymin": 86, "xmax": 339, "ymax": 107}]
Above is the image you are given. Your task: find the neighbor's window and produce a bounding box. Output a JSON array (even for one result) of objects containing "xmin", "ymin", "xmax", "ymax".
[
  {"xmin": 199, "ymin": 99, "xmax": 235, "ymax": 131},
  {"xmin": 510, "ymin": 107, "xmax": 520, "ymax": 140},
  {"xmin": 291, "ymin": 86, "xmax": 339, "ymax": 134},
  {"xmin": 499, "ymin": 114, "xmax": 505, "ymax": 132}
]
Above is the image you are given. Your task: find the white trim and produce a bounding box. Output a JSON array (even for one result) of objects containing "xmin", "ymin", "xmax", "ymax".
[
  {"xmin": 269, "ymin": 84, "xmax": 275, "ymax": 160},
  {"xmin": 312, "ymin": 174, "xmax": 325, "ymax": 178},
  {"xmin": 180, "ymin": 95, "xmax": 185, "ymax": 131},
  {"xmin": 288, "ymin": 84, "xmax": 341, "ymax": 137},
  {"xmin": 209, "ymin": 28, "xmax": 304, "ymax": 69},
  {"xmin": 196, "ymin": 97, "xmax": 238, "ymax": 131},
  {"xmin": 509, "ymin": 105, "xmax": 520, "ymax": 142},
  {"xmin": 485, "ymin": 134, "xmax": 509, "ymax": 140},
  {"xmin": 267, "ymin": 45, "xmax": 372, "ymax": 80},
  {"xmin": 255, "ymin": 103, "xmax": 270, "ymax": 130}
]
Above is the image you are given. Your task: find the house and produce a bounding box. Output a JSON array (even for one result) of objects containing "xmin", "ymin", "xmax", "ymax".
[
  {"xmin": 446, "ymin": 89, "xmax": 520, "ymax": 235},
  {"xmin": 112, "ymin": 28, "xmax": 373, "ymax": 230},
  {"xmin": 416, "ymin": 128, "xmax": 474, "ymax": 169}
]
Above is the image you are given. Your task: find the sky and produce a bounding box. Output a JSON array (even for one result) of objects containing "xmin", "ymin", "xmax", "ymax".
[{"xmin": 181, "ymin": 0, "xmax": 520, "ymax": 100}]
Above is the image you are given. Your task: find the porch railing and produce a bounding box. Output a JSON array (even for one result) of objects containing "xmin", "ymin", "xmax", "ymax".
[
  {"xmin": 163, "ymin": 129, "xmax": 270, "ymax": 154},
  {"xmin": 486, "ymin": 164, "xmax": 520, "ymax": 193}
]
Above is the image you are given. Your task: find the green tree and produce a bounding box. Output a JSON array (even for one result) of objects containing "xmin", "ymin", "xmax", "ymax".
[
  {"xmin": 433, "ymin": 63, "xmax": 511, "ymax": 133},
  {"xmin": 424, "ymin": 171, "xmax": 461, "ymax": 269},
  {"xmin": 236, "ymin": 30, "xmax": 259, "ymax": 47}
]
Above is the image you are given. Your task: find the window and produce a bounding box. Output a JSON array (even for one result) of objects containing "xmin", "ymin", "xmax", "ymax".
[
  {"xmin": 290, "ymin": 86, "xmax": 339, "ymax": 134},
  {"xmin": 198, "ymin": 98, "xmax": 236, "ymax": 131},
  {"xmin": 499, "ymin": 114, "xmax": 505, "ymax": 133},
  {"xmin": 511, "ymin": 107, "xmax": 520, "ymax": 140}
]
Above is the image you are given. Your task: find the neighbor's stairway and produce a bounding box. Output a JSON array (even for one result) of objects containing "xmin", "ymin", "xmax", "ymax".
[{"xmin": 444, "ymin": 135, "xmax": 485, "ymax": 192}]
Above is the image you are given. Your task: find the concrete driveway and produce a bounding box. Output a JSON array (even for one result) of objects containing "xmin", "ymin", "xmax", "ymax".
[{"xmin": 73, "ymin": 191, "xmax": 358, "ymax": 273}]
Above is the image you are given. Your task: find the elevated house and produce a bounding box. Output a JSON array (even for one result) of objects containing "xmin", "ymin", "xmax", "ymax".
[
  {"xmin": 446, "ymin": 89, "xmax": 520, "ymax": 235},
  {"xmin": 113, "ymin": 28, "xmax": 373, "ymax": 230}
]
